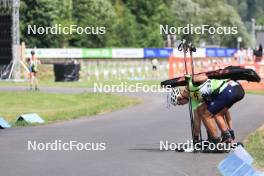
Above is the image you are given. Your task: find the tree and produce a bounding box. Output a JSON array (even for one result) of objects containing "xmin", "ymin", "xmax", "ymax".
[
  {"xmin": 171, "ymin": 0, "xmax": 202, "ymax": 44},
  {"xmin": 53, "ymin": 0, "xmax": 73, "ymax": 47},
  {"xmin": 19, "ymin": 0, "xmax": 256, "ymax": 48},
  {"xmin": 171, "ymin": 0, "xmax": 251, "ymax": 47},
  {"xmin": 228, "ymin": 0, "xmax": 264, "ymax": 23},
  {"xmin": 238, "ymin": 2, "xmax": 248, "ymax": 21},
  {"xmin": 20, "ymin": 0, "xmax": 59, "ymax": 47},
  {"xmin": 71, "ymin": 0, "xmax": 118, "ymax": 48},
  {"xmin": 125, "ymin": 0, "xmax": 174, "ymax": 47},
  {"xmin": 112, "ymin": 0, "xmax": 138, "ymax": 47}
]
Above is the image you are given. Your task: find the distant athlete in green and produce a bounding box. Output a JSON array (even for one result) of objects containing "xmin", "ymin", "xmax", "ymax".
[{"xmin": 28, "ymin": 51, "xmax": 41, "ymax": 91}]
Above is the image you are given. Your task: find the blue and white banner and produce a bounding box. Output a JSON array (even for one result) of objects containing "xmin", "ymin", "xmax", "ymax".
[
  {"xmin": 226, "ymin": 48, "xmax": 237, "ymax": 57},
  {"xmin": 144, "ymin": 48, "xmax": 173, "ymax": 58},
  {"xmin": 206, "ymin": 48, "xmax": 237, "ymax": 57},
  {"xmin": 25, "ymin": 47, "xmax": 237, "ymax": 58},
  {"xmin": 173, "ymin": 48, "xmax": 206, "ymax": 58}
]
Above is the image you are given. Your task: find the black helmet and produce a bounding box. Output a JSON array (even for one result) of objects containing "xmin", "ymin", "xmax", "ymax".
[{"xmin": 31, "ymin": 50, "xmax": 35, "ymax": 55}]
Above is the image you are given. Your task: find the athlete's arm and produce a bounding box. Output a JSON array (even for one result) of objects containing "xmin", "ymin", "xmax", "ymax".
[
  {"xmin": 36, "ymin": 57, "xmax": 41, "ymax": 64},
  {"xmin": 177, "ymin": 87, "xmax": 189, "ymax": 105},
  {"xmin": 193, "ymin": 73, "xmax": 208, "ymax": 84}
]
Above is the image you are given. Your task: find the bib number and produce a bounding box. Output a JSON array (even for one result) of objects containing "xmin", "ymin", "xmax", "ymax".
[{"xmin": 191, "ymin": 91, "xmax": 201, "ymax": 101}]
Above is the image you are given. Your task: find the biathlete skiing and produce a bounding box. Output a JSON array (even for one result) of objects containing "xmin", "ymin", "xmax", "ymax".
[
  {"xmin": 27, "ymin": 50, "xmax": 41, "ymax": 91},
  {"xmin": 161, "ymin": 39, "xmax": 260, "ymax": 152},
  {"xmin": 170, "ymin": 75, "xmax": 244, "ymax": 145}
]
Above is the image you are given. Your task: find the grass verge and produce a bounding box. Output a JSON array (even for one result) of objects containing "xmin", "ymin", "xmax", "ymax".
[
  {"xmin": 246, "ymin": 90, "xmax": 264, "ymax": 95},
  {"xmin": 0, "ymin": 91, "xmax": 140, "ymax": 125},
  {"xmin": 0, "ymin": 79, "xmax": 160, "ymax": 88},
  {"xmin": 242, "ymin": 90, "xmax": 264, "ymax": 169},
  {"xmin": 245, "ymin": 126, "xmax": 264, "ymax": 169}
]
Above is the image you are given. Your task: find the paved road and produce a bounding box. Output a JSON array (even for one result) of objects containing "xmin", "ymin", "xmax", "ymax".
[{"xmin": 0, "ymin": 87, "xmax": 263, "ymax": 176}]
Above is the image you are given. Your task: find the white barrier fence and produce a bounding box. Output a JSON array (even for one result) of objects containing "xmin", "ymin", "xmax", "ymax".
[{"xmin": 79, "ymin": 59, "xmax": 169, "ymax": 81}]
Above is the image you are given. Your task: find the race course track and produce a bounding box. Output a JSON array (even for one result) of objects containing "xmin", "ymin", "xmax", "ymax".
[{"xmin": 0, "ymin": 87, "xmax": 263, "ymax": 176}]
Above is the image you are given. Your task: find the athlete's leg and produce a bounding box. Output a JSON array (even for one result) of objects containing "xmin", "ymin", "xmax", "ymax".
[
  {"xmin": 196, "ymin": 103, "xmax": 218, "ymax": 139},
  {"xmin": 194, "ymin": 108, "xmax": 231, "ymax": 141},
  {"xmin": 223, "ymin": 108, "xmax": 232, "ymax": 129},
  {"xmin": 222, "ymin": 108, "xmax": 236, "ymax": 140},
  {"xmin": 205, "ymin": 83, "xmax": 244, "ymax": 142},
  {"xmin": 214, "ymin": 109, "xmax": 229, "ymax": 134},
  {"xmin": 175, "ymin": 88, "xmax": 201, "ymax": 141},
  {"xmin": 30, "ymin": 72, "xmax": 34, "ymax": 90},
  {"xmin": 194, "ymin": 108, "xmax": 227, "ymax": 140},
  {"xmin": 193, "ymin": 110, "xmax": 201, "ymax": 142},
  {"xmin": 222, "ymin": 83, "xmax": 245, "ymax": 140},
  {"xmin": 34, "ymin": 73, "xmax": 38, "ymax": 90},
  {"xmin": 214, "ymin": 109, "xmax": 233, "ymax": 142}
]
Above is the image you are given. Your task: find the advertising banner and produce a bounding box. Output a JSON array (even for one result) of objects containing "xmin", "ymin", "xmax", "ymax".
[
  {"xmin": 26, "ymin": 48, "xmax": 82, "ymax": 58},
  {"xmin": 144, "ymin": 48, "xmax": 173, "ymax": 58},
  {"xmin": 206, "ymin": 48, "xmax": 237, "ymax": 57},
  {"xmin": 173, "ymin": 48, "xmax": 206, "ymax": 58},
  {"xmin": 82, "ymin": 48, "xmax": 112, "ymax": 58},
  {"xmin": 25, "ymin": 48, "xmax": 237, "ymax": 58},
  {"xmin": 112, "ymin": 48, "xmax": 143, "ymax": 58}
]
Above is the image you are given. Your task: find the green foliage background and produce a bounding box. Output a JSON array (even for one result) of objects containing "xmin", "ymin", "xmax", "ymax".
[{"xmin": 20, "ymin": 0, "xmax": 264, "ymax": 48}]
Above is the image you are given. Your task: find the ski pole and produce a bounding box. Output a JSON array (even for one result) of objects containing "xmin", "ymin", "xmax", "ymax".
[
  {"xmin": 181, "ymin": 39, "xmax": 195, "ymax": 141},
  {"xmin": 189, "ymin": 43, "xmax": 203, "ymax": 143}
]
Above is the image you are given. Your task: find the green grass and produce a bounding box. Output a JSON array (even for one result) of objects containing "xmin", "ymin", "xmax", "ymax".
[
  {"xmin": 245, "ymin": 127, "xmax": 264, "ymax": 169},
  {"xmin": 0, "ymin": 79, "xmax": 160, "ymax": 88},
  {"xmin": 0, "ymin": 91, "xmax": 140, "ymax": 125},
  {"xmin": 246, "ymin": 90, "xmax": 264, "ymax": 95},
  {"xmin": 245, "ymin": 91, "xmax": 264, "ymax": 169}
]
